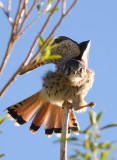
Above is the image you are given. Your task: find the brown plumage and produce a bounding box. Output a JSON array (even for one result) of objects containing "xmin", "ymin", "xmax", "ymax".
[
  {"xmin": 5, "ymin": 42, "xmax": 95, "ymax": 137},
  {"xmin": 5, "ymin": 90, "xmax": 80, "ymax": 137},
  {"xmin": 19, "ymin": 36, "xmax": 90, "ymax": 75}
]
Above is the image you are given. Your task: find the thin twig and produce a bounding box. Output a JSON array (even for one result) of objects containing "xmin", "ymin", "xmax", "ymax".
[
  {"xmin": 7, "ymin": 0, "xmax": 11, "ymax": 13},
  {"xmin": 65, "ymin": 0, "xmax": 78, "ymax": 16},
  {"xmin": 0, "ymin": 0, "xmax": 78, "ymax": 97},
  {"xmin": 18, "ymin": 12, "xmax": 41, "ymax": 38},
  {"xmin": 18, "ymin": 0, "xmax": 46, "ymax": 39},
  {"xmin": 27, "ymin": 0, "xmax": 78, "ymax": 66},
  {"xmin": 13, "ymin": 0, "xmax": 25, "ymax": 34},
  {"xmin": 0, "ymin": 0, "xmax": 13, "ymax": 25},
  {"xmin": 62, "ymin": 0, "xmax": 66, "ymax": 15},
  {"xmin": 60, "ymin": 102, "xmax": 70, "ymax": 160},
  {"xmin": 0, "ymin": 0, "xmax": 25, "ymax": 75},
  {"xmin": 16, "ymin": 0, "xmax": 39, "ymax": 36},
  {"xmin": 39, "ymin": 0, "xmax": 60, "ymax": 35},
  {"xmin": 21, "ymin": 0, "xmax": 60, "ymax": 67}
]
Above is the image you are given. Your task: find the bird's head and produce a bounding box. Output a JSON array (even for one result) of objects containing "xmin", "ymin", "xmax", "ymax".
[{"xmin": 63, "ymin": 59, "xmax": 86, "ymax": 85}]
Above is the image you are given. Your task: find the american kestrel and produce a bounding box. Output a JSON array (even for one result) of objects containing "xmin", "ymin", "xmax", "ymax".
[
  {"xmin": 19, "ymin": 36, "xmax": 90, "ymax": 75},
  {"xmin": 5, "ymin": 59, "xmax": 95, "ymax": 137}
]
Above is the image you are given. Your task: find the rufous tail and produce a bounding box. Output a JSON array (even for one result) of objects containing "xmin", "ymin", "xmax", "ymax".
[{"xmin": 5, "ymin": 91, "xmax": 79, "ymax": 137}]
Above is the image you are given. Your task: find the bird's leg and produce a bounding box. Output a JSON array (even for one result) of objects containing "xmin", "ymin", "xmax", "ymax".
[
  {"xmin": 74, "ymin": 102, "xmax": 96, "ymax": 111},
  {"xmin": 73, "ymin": 95, "xmax": 96, "ymax": 111},
  {"xmin": 62, "ymin": 101, "xmax": 73, "ymax": 113},
  {"xmin": 62, "ymin": 95, "xmax": 96, "ymax": 112}
]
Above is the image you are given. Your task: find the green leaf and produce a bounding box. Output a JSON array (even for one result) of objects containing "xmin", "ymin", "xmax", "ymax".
[
  {"xmin": 38, "ymin": 36, "xmax": 45, "ymax": 48},
  {"xmin": 98, "ymin": 142, "xmax": 111, "ymax": 149},
  {"xmin": 47, "ymin": 7, "xmax": 59, "ymax": 13},
  {"xmin": 50, "ymin": 43, "xmax": 59, "ymax": 49},
  {"xmin": 44, "ymin": 45, "xmax": 51, "ymax": 58},
  {"xmin": 87, "ymin": 131, "xmax": 94, "ymax": 136},
  {"xmin": 37, "ymin": 4, "xmax": 41, "ymax": 12},
  {"xmin": 72, "ymin": 148, "xmax": 84, "ymax": 156},
  {"xmin": 84, "ymin": 152, "xmax": 91, "ymax": 160},
  {"xmin": 96, "ymin": 111, "xmax": 103, "ymax": 123},
  {"xmin": 100, "ymin": 151, "xmax": 109, "ymax": 160},
  {"xmin": 0, "ymin": 115, "xmax": 7, "ymax": 124},
  {"xmin": 54, "ymin": 137, "xmax": 78, "ymax": 143},
  {"xmin": 100, "ymin": 123, "xmax": 117, "ymax": 131},
  {"xmin": 84, "ymin": 137, "xmax": 91, "ymax": 149},
  {"xmin": 47, "ymin": 55, "xmax": 61, "ymax": 60},
  {"xmin": 80, "ymin": 125, "xmax": 93, "ymax": 134},
  {"xmin": 69, "ymin": 155, "xmax": 77, "ymax": 159},
  {"xmin": 90, "ymin": 141, "xmax": 95, "ymax": 152},
  {"xmin": 66, "ymin": 137, "xmax": 78, "ymax": 141},
  {"xmin": 0, "ymin": 154, "xmax": 4, "ymax": 158},
  {"xmin": 89, "ymin": 111, "xmax": 97, "ymax": 125},
  {"xmin": 47, "ymin": 0, "xmax": 54, "ymax": 3}
]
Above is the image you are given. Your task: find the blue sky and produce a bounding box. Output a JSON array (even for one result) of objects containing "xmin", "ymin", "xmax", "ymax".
[{"xmin": 0, "ymin": 0, "xmax": 117, "ymax": 159}]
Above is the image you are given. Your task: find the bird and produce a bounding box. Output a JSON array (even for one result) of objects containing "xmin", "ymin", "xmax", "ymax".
[
  {"xmin": 5, "ymin": 59, "xmax": 95, "ymax": 137},
  {"xmin": 19, "ymin": 36, "xmax": 91, "ymax": 75}
]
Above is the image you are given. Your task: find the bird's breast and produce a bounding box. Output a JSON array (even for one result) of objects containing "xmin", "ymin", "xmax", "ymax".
[{"xmin": 42, "ymin": 72, "xmax": 81, "ymax": 107}]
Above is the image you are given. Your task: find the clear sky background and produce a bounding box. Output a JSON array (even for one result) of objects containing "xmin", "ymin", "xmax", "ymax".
[{"xmin": 0, "ymin": 0, "xmax": 117, "ymax": 159}]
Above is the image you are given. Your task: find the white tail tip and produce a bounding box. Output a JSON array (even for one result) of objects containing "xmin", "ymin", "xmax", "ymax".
[{"xmin": 15, "ymin": 122, "xmax": 21, "ymax": 126}]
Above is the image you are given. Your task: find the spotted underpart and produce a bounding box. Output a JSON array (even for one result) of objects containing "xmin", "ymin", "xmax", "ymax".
[
  {"xmin": 5, "ymin": 57, "xmax": 94, "ymax": 137},
  {"xmin": 42, "ymin": 59, "xmax": 94, "ymax": 108}
]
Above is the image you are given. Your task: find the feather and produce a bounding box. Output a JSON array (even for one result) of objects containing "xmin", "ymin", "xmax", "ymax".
[
  {"xmin": 44, "ymin": 105, "xmax": 58, "ymax": 137},
  {"xmin": 5, "ymin": 91, "xmax": 43, "ymax": 125},
  {"xmin": 44, "ymin": 105, "xmax": 64, "ymax": 137},
  {"xmin": 53, "ymin": 106, "xmax": 64, "ymax": 137},
  {"xmin": 44, "ymin": 105, "xmax": 79, "ymax": 137},
  {"xmin": 30, "ymin": 102, "xmax": 51, "ymax": 134},
  {"xmin": 68, "ymin": 110, "xmax": 79, "ymax": 135}
]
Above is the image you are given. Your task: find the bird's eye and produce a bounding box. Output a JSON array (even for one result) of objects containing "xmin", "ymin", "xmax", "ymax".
[
  {"xmin": 79, "ymin": 67, "xmax": 83, "ymax": 73},
  {"xmin": 73, "ymin": 71, "xmax": 77, "ymax": 75}
]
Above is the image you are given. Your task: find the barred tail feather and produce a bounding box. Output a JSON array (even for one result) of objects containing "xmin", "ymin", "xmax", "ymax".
[
  {"xmin": 29, "ymin": 102, "xmax": 51, "ymax": 133},
  {"xmin": 68, "ymin": 110, "xmax": 79, "ymax": 135},
  {"xmin": 5, "ymin": 91, "xmax": 43, "ymax": 126},
  {"xmin": 5, "ymin": 91, "xmax": 79, "ymax": 137},
  {"xmin": 44, "ymin": 105, "xmax": 64, "ymax": 138},
  {"xmin": 54, "ymin": 106, "xmax": 64, "ymax": 137},
  {"xmin": 44, "ymin": 105, "xmax": 79, "ymax": 138}
]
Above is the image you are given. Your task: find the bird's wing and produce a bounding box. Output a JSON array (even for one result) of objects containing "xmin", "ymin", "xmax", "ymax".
[
  {"xmin": 78, "ymin": 68, "xmax": 95, "ymax": 97},
  {"xmin": 19, "ymin": 36, "xmax": 81, "ymax": 75}
]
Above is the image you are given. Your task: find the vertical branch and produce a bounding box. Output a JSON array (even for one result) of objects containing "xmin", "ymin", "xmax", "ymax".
[{"xmin": 60, "ymin": 102, "xmax": 70, "ymax": 160}]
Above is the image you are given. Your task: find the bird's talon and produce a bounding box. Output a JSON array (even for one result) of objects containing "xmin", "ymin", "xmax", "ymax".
[
  {"xmin": 62, "ymin": 101, "xmax": 74, "ymax": 111},
  {"xmin": 89, "ymin": 102, "xmax": 96, "ymax": 108}
]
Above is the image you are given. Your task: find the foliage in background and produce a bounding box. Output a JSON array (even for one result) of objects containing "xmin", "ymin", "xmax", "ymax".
[
  {"xmin": 0, "ymin": 116, "xmax": 7, "ymax": 158},
  {"xmin": 68, "ymin": 111, "xmax": 117, "ymax": 160}
]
